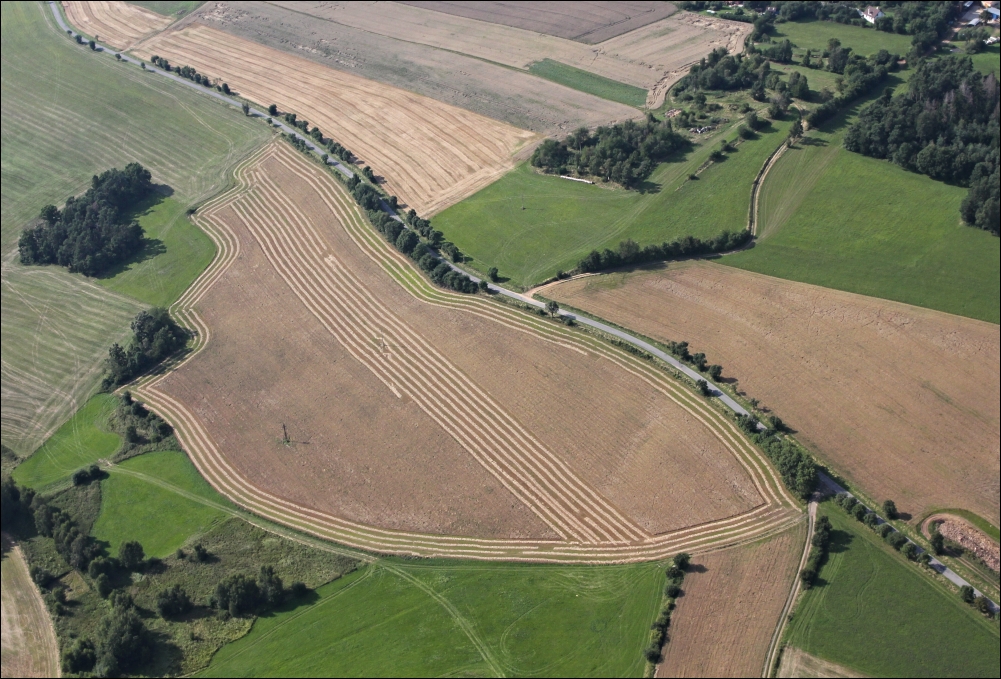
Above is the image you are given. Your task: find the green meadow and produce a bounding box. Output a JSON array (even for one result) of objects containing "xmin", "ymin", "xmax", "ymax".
[
  {"xmin": 786, "ymin": 505, "xmax": 1000, "ymax": 678},
  {"xmin": 528, "ymin": 59, "xmax": 648, "ymax": 108},
  {"xmin": 93, "ymin": 450, "xmax": 230, "ymax": 558},
  {"xmin": 202, "ymin": 560, "xmax": 664, "ymax": 677},
  {"xmin": 434, "ymin": 120, "xmax": 790, "ymax": 289},
  {"xmin": 772, "ymin": 18, "xmax": 914, "ymax": 56}
]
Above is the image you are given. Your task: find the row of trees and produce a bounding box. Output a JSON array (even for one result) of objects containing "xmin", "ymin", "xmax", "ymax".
[
  {"xmin": 577, "ymin": 231, "xmax": 751, "ymax": 274},
  {"xmin": 800, "ymin": 515, "xmax": 833, "ymax": 588},
  {"xmin": 19, "ymin": 163, "xmax": 152, "ymax": 275},
  {"xmin": 736, "ymin": 419, "xmax": 817, "ymax": 497},
  {"xmin": 644, "ymin": 553, "xmax": 690, "ymax": 664},
  {"xmin": 148, "ymin": 55, "xmax": 227, "ymax": 91},
  {"xmin": 834, "ymin": 494, "xmax": 923, "ymax": 560},
  {"xmin": 105, "ymin": 307, "xmax": 188, "ymax": 386},
  {"xmin": 804, "ymin": 46, "xmax": 896, "ymax": 128},
  {"xmin": 531, "ymin": 117, "xmax": 688, "ymax": 189},
  {"xmin": 844, "ymin": 57, "xmax": 999, "ymax": 234}
]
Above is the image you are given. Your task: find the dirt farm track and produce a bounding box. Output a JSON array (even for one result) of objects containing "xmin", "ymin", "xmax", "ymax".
[{"xmin": 130, "ymin": 142, "xmax": 803, "ymax": 562}]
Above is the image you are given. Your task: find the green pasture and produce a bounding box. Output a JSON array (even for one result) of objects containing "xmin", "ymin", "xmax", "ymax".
[
  {"xmin": 969, "ymin": 43, "xmax": 1000, "ymax": 76},
  {"xmin": 434, "ymin": 119, "xmax": 789, "ymax": 289},
  {"xmin": 0, "ymin": 1, "xmax": 266, "ymax": 454},
  {"xmin": 528, "ymin": 59, "xmax": 648, "ymax": 108},
  {"xmin": 130, "ymin": 1, "xmax": 203, "ymax": 16},
  {"xmin": 11, "ymin": 394, "xmax": 120, "ymax": 489},
  {"xmin": 93, "ymin": 450, "xmax": 230, "ymax": 558},
  {"xmin": 727, "ymin": 79, "xmax": 1000, "ymax": 324},
  {"xmin": 772, "ymin": 19, "xmax": 914, "ymax": 57},
  {"xmin": 786, "ymin": 505, "xmax": 1000, "ymax": 678},
  {"xmin": 202, "ymin": 560, "xmax": 663, "ymax": 677},
  {"xmin": 96, "ymin": 197, "xmax": 215, "ymax": 307}
]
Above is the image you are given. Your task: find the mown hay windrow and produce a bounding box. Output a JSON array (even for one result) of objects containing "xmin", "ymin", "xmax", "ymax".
[
  {"xmin": 657, "ymin": 524, "xmax": 806, "ymax": 677},
  {"xmin": 548, "ymin": 262, "xmax": 1001, "ymax": 526},
  {"xmin": 140, "ymin": 142, "xmax": 800, "ymax": 557},
  {"xmin": 62, "ymin": 1, "xmax": 170, "ymax": 50},
  {"xmin": 136, "ymin": 23, "xmax": 538, "ymax": 214}
]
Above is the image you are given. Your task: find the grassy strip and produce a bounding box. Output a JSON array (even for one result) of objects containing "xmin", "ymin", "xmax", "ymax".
[
  {"xmin": 921, "ymin": 509, "xmax": 1001, "ymax": 543},
  {"xmin": 785, "ymin": 503, "xmax": 999, "ymax": 678},
  {"xmin": 528, "ymin": 58, "xmax": 648, "ymax": 108},
  {"xmin": 643, "ymin": 553, "xmax": 689, "ymax": 676}
]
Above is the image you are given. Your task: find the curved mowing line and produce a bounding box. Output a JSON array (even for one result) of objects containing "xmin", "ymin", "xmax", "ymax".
[{"xmin": 132, "ymin": 142, "xmax": 801, "ymax": 562}]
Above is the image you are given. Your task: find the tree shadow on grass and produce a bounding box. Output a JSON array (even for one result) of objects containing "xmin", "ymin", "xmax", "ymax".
[{"xmin": 94, "ymin": 186, "xmax": 175, "ymax": 282}]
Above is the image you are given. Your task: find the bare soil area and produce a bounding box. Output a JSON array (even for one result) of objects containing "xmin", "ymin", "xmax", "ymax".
[
  {"xmin": 923, "ymin": 514, "xmax": 1000, "ymax": 572},
  {"xmin": 175, "ymin": 1, "xmax": 638, "ymax": 136},
  {"xmin": 63, "ymin": 1, "xmax": 169, "ymax": 50},
  {"xmin": 657, "ymin": 522, "xmax": 806, "ymax": 677},
  {"xmin": 1, "ymin": 536, "xmax": 60, "ymax": 678},
  {"xmin": 401, "ymin": 0, "xmax": 677, "ymax": 43},
  {"xmin": 777, "ymin": 646, "xmax": 866, "ymax": 678},
  {"xmin": 153, "ymin": 143, "xmax": 767, "ymax": 544},
  {"xmin": 548, "ymin": 262, "xmax": 1001, "ymax": 527}
]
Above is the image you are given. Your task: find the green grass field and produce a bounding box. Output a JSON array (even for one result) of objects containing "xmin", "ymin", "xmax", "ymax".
[
  {"xmin": 1, "ymin": 1, "xmax": 267, "ymax": 455},
  {"xmin": 969, "ymin": 44, "xmax": 1000, "ymax": 77},
  {"xmin": 130, "ymin": 1, "xmax": 203, "ymax": 16},
  {"xmin": 786, "ymin": 505, "xmax": 1000, "ymax": 678},
  {"xmin": 202, "ymin": 560, "xmax": 663, "ymax": 677},
  {"xmin": 92, "ymin": 450, "xmax": 230, "ymax": 558},
  {"xmin": 772, "ymin": 18, "xmax": 914, "ymax": 57},
  {"xmin": 96, "ymin": 196, "xmax": 215, "ymax": 307},
  {"xmin": 434, "ymin": 119, "xmax": 789, "ymax": 289},
  {"xmin": 727, "ymin": 78, "xmax": 1000, "ymax": 323},
  {"xmin": 528, "ymin": 59, "xmax": 648, "ymax": 108},
  {"xmin": 11, "ymin": 394, "xmax": 120, "ymax": 489}
]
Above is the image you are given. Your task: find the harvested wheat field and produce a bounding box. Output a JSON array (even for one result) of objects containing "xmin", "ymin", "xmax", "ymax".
[
  {"xmin": 776, "ymin": 647, "xmax": 866, "ymax": 679},
  {"xmin": 136, "ymin": 142, "xmax": 801, "ymax": 561},
  {"xmin": 62, "ymin": 1, "xmax": 170, "ymax": 50},
  {"xmin": 1, "ymin": 537, "xmax": 60, "ymax": 678},
  {"xmin": 265, "ymin": 2, "xmax": 747, "ymax": 106},
  {"xmin": 401, "ymin": 1, "xmax": 677, "ymax": 43},
  {"xmin": 136, "ymin": 23, "xmax": 538, "ymax": 214},
  {"xmin": 187, "ymin": 1, "xmax": 639, "ymax": 133},
  {"xmin": 657, "ymin": 523, "xmax": 806, "ymax": 678},
  {"xmin": 547, "ymin": 262, "xmax": 1001, "ymax": 526}
]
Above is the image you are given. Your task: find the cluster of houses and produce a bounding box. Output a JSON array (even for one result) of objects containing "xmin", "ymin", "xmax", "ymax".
[{"xmin": 961, "ymin": 0, "xmax": 1001, "ymax": 27}]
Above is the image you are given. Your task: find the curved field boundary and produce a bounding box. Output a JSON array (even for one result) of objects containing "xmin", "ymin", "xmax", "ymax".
[{"xmin": 134, "ymin": 142, "xmax": 802, "ymax": 563}]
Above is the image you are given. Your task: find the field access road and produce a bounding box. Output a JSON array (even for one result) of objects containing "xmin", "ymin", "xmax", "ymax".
[{"xmin": 48, "ymin": 0, "xmax": 748, "ymax": 418}]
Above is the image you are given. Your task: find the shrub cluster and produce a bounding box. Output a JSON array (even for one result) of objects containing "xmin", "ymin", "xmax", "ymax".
[
  {"xmin": 844, "ymin": 57, "xmax": 999, "ymax": 234},
  {"xmin": 212, "ymin": 565, "xmax": 307, "ymax": 617},
  {"xmin": 72, "ymin": 464, "xmax": 104, "ymax": 486},
  {"xmin": 531, "ymin": 117, "xmax": 688, "ymax": 189},
  {"xmin": 114, "ymin": 391, "xmax": 174, "ymax": 450},
  {"xmin": 645, "ymin": 553, "xmax": 690, "ymax": 664},
  {"xmin": 105, "ymin": 307, "xmax": 188, "ymax": 386},
  {"xmin": 18, "ymin": 163, "xmax": 152, "ymax": 275},
  {"xmin": 800, "ymin": 515, "xmax": 832, "ymax": 588},
  {"xmin": 577, "ymin": 231, "xmax": 750, "ymax": 274}
]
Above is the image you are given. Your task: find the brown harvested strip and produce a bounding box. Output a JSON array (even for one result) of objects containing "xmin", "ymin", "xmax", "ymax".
[{"xmin": 63, "ymin": 1, "xmax": 170, "ymax": 50}]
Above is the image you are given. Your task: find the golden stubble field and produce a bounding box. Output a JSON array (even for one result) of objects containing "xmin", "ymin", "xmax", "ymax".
[
  {"xmin": 137, "ymin": 142, "xmax": 802, "ymax": 559},
  {"xmin": 268, "ymin": 1, "xmax": 750, "ymax": 106},
  {"xmin": 547, "ymin": 262, "xmax": 1001, "ymax": 526},
  {"xmin": 657, "ymin": 524, "xmax": 806, "ymax": 678},
  {"xmin": 62, "ymin": 1, "xmax": 170, "ymax": 50},
  {"xmin": 136, "ymin": 23, "xmax": 538, "ymax": 215}
]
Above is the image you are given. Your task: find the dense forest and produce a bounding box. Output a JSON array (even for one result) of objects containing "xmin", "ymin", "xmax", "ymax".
[
  {"xmin": 845, "ymin": 57, "xmax": 1000, "ymax": 233},
  {"xmin": 18, "ymin": 163, "xmax": 152, "ymax": 276},
  {"xmin": 106, "ymin": 308, "xmax": 188, "ymax": 386},
  {"xmin": 531, "ymin": 117, "xmax": 688, "ymax": 189}
]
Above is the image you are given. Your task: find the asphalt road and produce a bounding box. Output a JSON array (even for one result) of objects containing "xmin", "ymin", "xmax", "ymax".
[{"xmin": 50, "ymin": 1, "xmax": 998, "ymax": 614}]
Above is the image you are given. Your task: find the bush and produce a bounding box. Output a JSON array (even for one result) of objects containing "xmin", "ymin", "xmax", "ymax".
[
  {"xmin": 30, "ymin": 566, "xmax": 55, "ymax": 588},
  {"xmin": 118, "ymin": 541, "xmax": 145, "ymax": 571},
  {"xmin": 673, "ymin": 552, "xmax": 691, "ymax": 571},
  {"xmin": 885, "ymin": 531, "xmax": 908, "ymax": 550},
  {"xmin": 95, "ymin": 573, "xmax": 113, "ymax": 598},
  {"xmin": 62, "ymin": 639, "xmax": 97, "ymax": 674},
  {"xmin": 665, "ymin": 583, "xmax": 681, "ymax": 598},
  {"xmin": 881, "ymin": 499, "xmax": 898, "ymax": 520},
  {"xmin": 157, "ymin": 584, "xmax": 193, "ymax": 618},
  {"xmin": 960, "ymin": 585, "xmax": 976, "ymax": 604},
  {"xmin": 930, "ymin": 530, "xmax": 945, "ymax": 555}
]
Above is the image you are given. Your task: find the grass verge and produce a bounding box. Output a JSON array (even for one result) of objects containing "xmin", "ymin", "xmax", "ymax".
[
  {"xmin": 528, "ymin": 58, "xmax": 648, "ymax": 108},
  {"xmin": 785, "ymin": 503, "xmax": 1000, "ymax": 678}
]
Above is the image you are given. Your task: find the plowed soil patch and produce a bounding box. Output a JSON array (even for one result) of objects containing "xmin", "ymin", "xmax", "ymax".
[
  {"xmin": 400, "ymin": 1, "xmax": 677, "ymax": 43},
  {"xmin": 63, "ymin": 1, "xmax": 169, "ymax": 50},
  {"xmin": 657, "ymin": 523, "xmax": 806, "ymax": 677},
  {"xmin": 154, "ymin": 143, "xmax": 767, "ymax": 544},
  {"xmin": 547, "ymin": 262, "xmax": 1001, "ymax": 526},
  {"xmin": 135, "ymin": 23, "xmax": 537, "ymax": 214}
]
